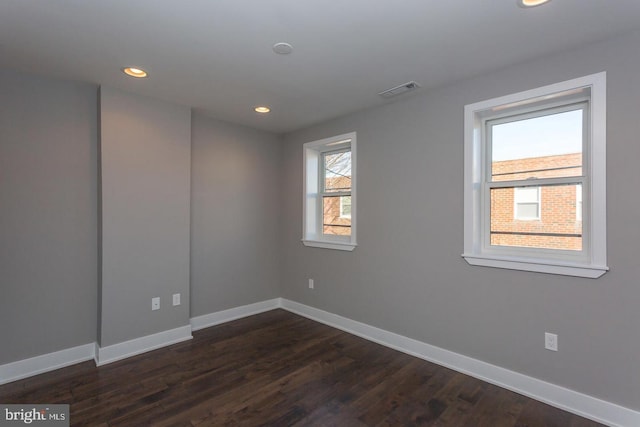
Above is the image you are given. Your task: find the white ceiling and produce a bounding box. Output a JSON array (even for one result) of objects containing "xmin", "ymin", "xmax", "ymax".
[{"xmin": 2, "ymin": 1, "xmax": 640, "ymax": 133}]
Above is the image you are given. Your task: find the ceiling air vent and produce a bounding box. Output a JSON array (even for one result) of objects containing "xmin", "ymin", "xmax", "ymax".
[{"xmin": 378, "ymin": 81, "xmax": 421, "ymax": 99}]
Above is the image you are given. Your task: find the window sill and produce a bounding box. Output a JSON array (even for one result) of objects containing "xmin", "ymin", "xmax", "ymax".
[
  {"xmin": 302, "ymin": 239, "xmax": 356, "ymax": 251},
  {"xmin": 461, "ymin": 253, "xmax": 608, "ymax": 278}
]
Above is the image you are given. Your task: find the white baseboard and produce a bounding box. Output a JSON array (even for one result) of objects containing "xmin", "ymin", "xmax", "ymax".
[
  {"xmin": 0, "ymin": 343, "xmax": 95, "ymax": 385},
  {"xmin": 1, "ymin": 299, "xmax": 281, "ymax": 384},
  {"xmin": 190, "ymin": 298, "xmax": 281, "ymax": 331},
  {"xmin": 280, "ymin": 298, "xmax": 640, "ymax": 427},
  {"xmin": 95, "ymin": 325, "xmax": 192, "ymax": 366},
  {"xmin": 4, "ymin": 299, "xmax": 638, "ymax": 427},
  {"xmin": 0, "ymin": 298, "xmax": 282, "ymax": 382}
]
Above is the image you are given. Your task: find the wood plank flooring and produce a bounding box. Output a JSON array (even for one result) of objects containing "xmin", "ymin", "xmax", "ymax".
[{"xmin": 0, "ymin": 309, "xmax": 604, "ymax": 426}]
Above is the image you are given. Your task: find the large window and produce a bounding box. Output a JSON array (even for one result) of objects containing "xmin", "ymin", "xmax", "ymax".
[
  {"xmin": 303, "ymin": 132, "xmax": 357, "ymax": 251},
  {"xmin": 463, "ymin": 73, "xmax": 608, "ymax": 278}
]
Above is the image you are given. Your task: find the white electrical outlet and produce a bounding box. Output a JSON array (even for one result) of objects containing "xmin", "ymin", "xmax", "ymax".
[
  {"xmin": 173, "ymin": 293, "xmax": 181, "ymax": 306},
  {"xmin": 308, "ymin": 279, "xmax": 314, "ymax": 289},
  {"xmin": 545, "ymin": 332, "xmax": 558, "ymax": 351},
  {"xmin": 152, "ymin": 297, "xmax": 160, "ymax": 311}
]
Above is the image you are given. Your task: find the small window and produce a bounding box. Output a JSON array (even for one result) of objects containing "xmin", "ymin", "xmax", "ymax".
[
  {"xmin": 514, "ymin": 187, "xmax": 541, "ymax": 220},
  {"xmin": 463, "ymin": 73, "xmax": 608, "ymax": 278},
  {"xmin": 303, "ymin": 132, "xmax": 357, "ymax": 251},
  {"xmin": 340, "ymin": 196, "xmax": 352, "ymax": 219}
]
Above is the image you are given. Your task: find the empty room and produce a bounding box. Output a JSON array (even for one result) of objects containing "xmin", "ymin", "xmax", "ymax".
[{"xmin": 1, "ymin": 1, "xmax": 639, "ymax": 426}]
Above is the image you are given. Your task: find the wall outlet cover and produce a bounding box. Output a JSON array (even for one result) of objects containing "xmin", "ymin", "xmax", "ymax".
[{"xmin": 545, "ymin": 332, "xmax": 558, "ymax": 351}]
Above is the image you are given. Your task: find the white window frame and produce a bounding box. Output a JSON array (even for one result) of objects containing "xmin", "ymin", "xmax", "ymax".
[
  {"xmin": 303, "ymin": 132, "xmax": 357, "ymax": 251},
  {"xmin": 514, "ymin": 186, "xmax": 541, "ymax": 220},
  {"xmin": 463, "ymin": 73, "xmax": 608, "ymax": 278}
]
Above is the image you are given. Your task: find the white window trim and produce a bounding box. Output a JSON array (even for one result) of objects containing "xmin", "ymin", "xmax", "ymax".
[
  {"xmin": 302, "ymin": 132, "xmax": 357, "ymax": 251},
  {"xmin": 462, "ymin": 73, "xmax": 608, "ymax": 278}
]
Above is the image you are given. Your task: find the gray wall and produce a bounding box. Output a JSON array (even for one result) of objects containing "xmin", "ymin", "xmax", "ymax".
[
  {"xmin": 190, "ymin": 114, "xmax": 281, "ymax": 316},
  {"xmin": 0, "ymin": 71, "xmax": 283, "ymax": 364},
  {"xmin": 281, "ymin": 31, "xmax": 640, "ymax": 410},
  {"xmin": 0, "ymin": 70, "xmax": 98, "ymax": 364},
  {"xmin": 99, "ymin": 87, "xmax": 191, "ymax": 346}
]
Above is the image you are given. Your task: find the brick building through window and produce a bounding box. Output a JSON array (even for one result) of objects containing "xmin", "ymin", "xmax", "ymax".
[
  {"xmin": 323, "ymin": 175, "xmax": 352, "ymax": 236},
  {"xmin": 490, "ymin": 152, "xmax": 582, "ymax": 250}
]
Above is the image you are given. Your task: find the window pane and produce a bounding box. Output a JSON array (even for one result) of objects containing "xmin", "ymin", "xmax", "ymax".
[
  {"xmin": 516, "ymin": 203, "xmax": 539, "ymax": 219},
  {"xmin": 491, "ymin": 109, "xmax": 583, "ymax": 182},
  {"xmin": 490, "ymin": 184, "xmax": 582, "ymax": 251},
  {"xmin": 323, "ymin": 196, "xmax": 351, "ymax": 236},
  {"xmin": 514, "ymin": 186, "xmax": 539, "ymax": 203},
  {"xmin": 324, "ymin": 150, "xmax": 351, "ymax": 193}
]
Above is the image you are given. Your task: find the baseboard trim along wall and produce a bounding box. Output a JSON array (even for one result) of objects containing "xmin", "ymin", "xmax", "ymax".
[
  {"xmin": 95, "ymin": 325, "xmax": 193, "ymax": 366},
  {"xmin": 2, "ymin": 299, "xmax": 639, "ymax": 427},
  {"xmin": 190, "ymin": 298, "xmax": 281, "ymax": 331},
  {"xmin": 0, "ymin": 343, "xmax": 95, "ymax": 385},
  {"xmin": 278, "ymin": 298, "xmax": 640, "ymax": 427},
  {"xmin": 0, "ymin": 300, "xmax": 281, "ymax": 384}
]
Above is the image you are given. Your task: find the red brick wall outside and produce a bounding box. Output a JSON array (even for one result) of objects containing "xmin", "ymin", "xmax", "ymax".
[
  {"xmin": 492, "ymin": 152, "xmax": 582, "ymax": 181},
  {"xmin": 490, "ymin": 153, "xmax": 582, "ymax": 250}
]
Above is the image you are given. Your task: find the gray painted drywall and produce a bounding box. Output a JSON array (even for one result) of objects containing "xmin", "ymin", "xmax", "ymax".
[
  {"xmin": 0, "ymin": 70, "xmax": 98, "ymax": 364},
  {"xmin": 190, "ymin": 114, "xmax": 281, "ymax": 316},
  {"xmin": 281, "ymin": 31, "xmax": 640, "ymax": 410},
  {"xmin": 99, "ymin": 87, "xmax": 191, "ymax": 347}
]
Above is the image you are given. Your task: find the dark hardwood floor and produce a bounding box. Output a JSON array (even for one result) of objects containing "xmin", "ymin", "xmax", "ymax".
[{"xmin": 0, "ymin": 309, "xmax": 604, "ymax": 426}]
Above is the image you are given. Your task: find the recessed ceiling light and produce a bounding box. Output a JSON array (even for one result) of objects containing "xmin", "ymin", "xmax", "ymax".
[
  {"xmin": 122, "ymin": 67, "xmax": 148, "ymax": 78},
  {"xmin": 255, "ymin": 106, "xmax": 271, "ymax": 114},
  {"xmin": 273, "ymin": 43, "xmax": 293, "ymax": 55},
  {"xmin": 517, "ymin": 0, "xmax": 551, "ymax": 7}
]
